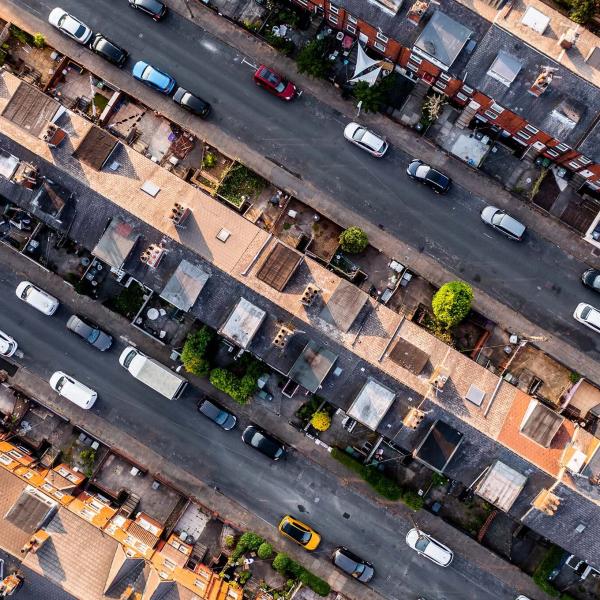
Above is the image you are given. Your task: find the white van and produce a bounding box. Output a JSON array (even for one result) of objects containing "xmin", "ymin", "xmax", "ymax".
[
  {"xmin": 119, "ymin": 346, "xmax": 187, "ymax": 400},
  {"xmin": 16, "ymin": 281, "xmax": 59, "ymax": 315},
  {"xmin": 49, "ymin": 371, "xmax": 97, "ymax": 409}
]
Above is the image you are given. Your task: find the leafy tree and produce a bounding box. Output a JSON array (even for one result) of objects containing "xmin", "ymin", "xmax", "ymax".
[
  {"xmin": 257, "ymin": 542, "xmax": 273, "ymax": 559},
  {"xmin": 33, "ymin": 33, "xmax": 45, "ymax": 48},
  {"xmin": 296, "ymin": 39, "xmax": 329, "ymax": 78},
  {"xmin": 272, "ymin": 553, "xmax": 291, "ymax": 573},
  {"xmin": 431, "ymin": 281, "xmax": 473, "ymax": 329},
  {"xmin": 353, "ymin": 81, "xmax": 386, "ymax": 113},
  {"xmin": 209, "ymin": 360, "xmax": 262, "ymax": 404},
  {"xmin": 181, "ymin": 327, "xmax": 213, "ymax": 377},
  {"xmin": 310, "ymin": 411, "xmax": 331, "ymax": 431},
  {"xmin": 569, "ymin": 0, "xmax": 597, "ymax": 23},
  {"xmin": 238, "ymin": 532, "xmax": 264, "ymax": 552},
  {"xmin": 339, "ymin": 226, "xmax": 368, "ymax": 254}
]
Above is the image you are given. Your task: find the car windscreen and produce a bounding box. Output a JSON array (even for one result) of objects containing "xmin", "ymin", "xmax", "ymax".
[
  {"xmin": 55, "ymin": 376, "xmax": 67, "ymax": 392},
  {"xmin": 87, "ymin": 329, "xmax": 101, "ymax": 343},
  {"xmin": 415, "ymin": 536, "xmax": 429, "ymax": 552}
]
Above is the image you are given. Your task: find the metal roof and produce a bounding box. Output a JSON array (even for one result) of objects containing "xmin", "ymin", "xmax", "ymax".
[
  {"xmin": 520, "ymin": 399, "xmax": 564, "ymax": 448},
  {"xmin": 388, "ymin": 338, "xmax": 429, "ymax": 374},
  {"xmin": 5, "ymin": 486, "xmax": 57, "ymax": 533},
  {"xmin": 320, "ymin": 279, "xmax": 368, "ymax": 333},
  {"xmin": 413, "ymin": 419, "xmax": 464, "ymax": 473},
  {"xmin": 160, "ymin": 260, "xmax": 210, "ymax": 311},
  {"xmin": 347, "ymin": 377, "xmax": 396, "ymax": 430},
  {"xmin": 487, "ymin": 50, "xmax": 522, "ymax": 86},
  {"xmin": 256, "ymin": 242, "xmax": 303, "ymax": 291},
  {"xmin": 72, "ymin": 125, "xmax": 120, "ymax": 171},
  {"xmin": 288, "ymin": 340, "xmax": 338, "ymax": 393},
  {"xmin": 218, "ymin": 297, "xmax": 266, "ymax": 349},
  {"xmin": 475, "ymin": 459, "xmax": 527, "ymax": 512},
  {"xmin": 92, "ymin": 217, "xmax": 139, "ymax": 269}
]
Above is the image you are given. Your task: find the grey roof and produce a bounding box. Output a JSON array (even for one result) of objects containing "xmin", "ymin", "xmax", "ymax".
[
  {"xmin": 0, "ymin": 149, "xmax": 19, "ymax": 179},
  {"xmin": 520, "ymin": 400, "xmax": 564, "ymax": 448},
  {"xmin": 104, "ymin": 545, "xmax": 145, "ymax": 595},
  {"xmin": 5, "ymin": 486, "xmax": 57, "ymax": 533},
  {"xmin": 160, "ymin": 260, "xmax": 210, "ymax": 312},
  {"xmin": 388, "ymin": 338, "xmax": 429, "ymax": 374},
  {"xmin": 347, "ymin": 377, "xmax": 396, "ymax": 430},
  {"xmin": 464, "ymin": 24, "xmax": 600, "ymax": 144},
  {"xmin": 319, "ymin": 279, "xmax": 368, "ymax": 333},
  {"xmin": 474, "ymin": 459, "xmax": 528, "ymax": 512},
  {"xmin": 288, "ymin": 340, "xmax": 338, "ymax": 393},
  {"xmin": 218, "ymin": 297, "xmax": 266, "ymax": 349},
  {"xmin": 413, "ymin": 418, "xmax": 464, "ymax": 473},
  {"xmin": 93, "ymin": 217, "xmax": 140, "ymax": 269},
  {"xmin": 2, "ymin": 82, "xmax": 61, "ymax": 137},
  {"xmin": 414, "ymin": 11, "xmax": 473, "ymax": 69},
  {"xmin": 487, "ymin": 51, "xmax": 522, "ymax": 85}
]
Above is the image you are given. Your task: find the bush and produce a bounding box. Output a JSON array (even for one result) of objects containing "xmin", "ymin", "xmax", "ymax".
[
  {"xmin": 339, "ymin": 226, "xmax": 368, "ymax": 254},
  {"xmin": 353, "ymin": 80, "xmax": 386, "ymax": 113},
  {"xmin": 10, "ymin": 25, "xmax": 33, "ymax": 45},
  {"xmin": 431, "ymin": 281, "xmax": 473, "ymax": 329},
  {"xmin": 203, "ymin": 152, "xmax": 217, "ymax": 168},
  {"xmin": 310, "ymin": 411, "xmax": 331, "ymax": 431},
  {"xmin": 224, "ymin": 535, "xmax": 235, "ymax": 548},
  {"xmin": 181, "ymin": 327, "xmax": 214, "ymax": 377},
  {"xmin": 219, "ymin": 164, "xmax": 266, "ymax": 207},
  {"xmin": 272, "ymin": 553, "xmax": 330, "ymax": 597},
  {"xmin": 257, "ymin": 542, "xmax": 273, "ymax": 560},
  {"xmin": 209, "ymin": 358, "xmax": 263, "ymax": 404},
  {"xmin": 296, "ymin": 39, "xmax": 330, "ymax": 78},
  {"xmin": 238, "ymin": 570, "xmax": 252, "ymax": 585},
  {"xmin": 272, "ymin": 552, "xmax": 291, "ymax": 573},
  {"xmin": 569, "ymin": 0, "xmax": 596, "ymax": 22},
  {"xmin": 263, "ymin": 31, "xmax": 295, "ymax": 56},
  {"xmin": 32, "ymin": 33, "xmax": 45, "ymax": 48}
]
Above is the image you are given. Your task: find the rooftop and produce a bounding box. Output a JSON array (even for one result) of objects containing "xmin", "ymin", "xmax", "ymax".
[
  {"xmin": 92, "ymin": 217, "xmax": 140, "ymax": 269},
  {"xmin": 520, "ymin": 399, "xmax": 565, "ymax": 448},
  {"xmin": 387, "ymin": 337, "xmax": 430, "ymax": 374},
  {"xmin": 218, "ymin": 297, "xmax": 267, "ymax": 349},
  {"xmin": 0, "ymin": 469, "xmax": 32, "ymax": 555},
  {"xmin": 72, "ymin": 125, "xmax": 120, "ymax": 171},
  {"xmin": 463, "ymin": 24, "xmax": 600, "ymax": 144},
  {"xmin": 1, "ymin": 82, "xmax": 61, "ymax": 137},
  {"xmin": 413, "ymin": 419, "xmax": 464, "ymax": 473},
  {"xmin": 256, "ymin": 242, "xmax": 303, "ymax": 292},
  {"xmin": 474, "ymin": 459, "xmax": 528, "ymax": 512},
  {"xmin": 319, "ymin": 278, "xmax": 368, "ymax": 333},
  {"xmin": 159, "ymin": 259, "xmax": 210, "ymax": 312},
  {"xmin": 347, "ymin": 377, "xmax": 396, "ymax": 430},
  {"xmin": 288, "ymin": 340, "xmax": 338, "ymax": 393},
  {"xmin": 5, "ymin": 486, "xmax": 57, "ymax": 534}
]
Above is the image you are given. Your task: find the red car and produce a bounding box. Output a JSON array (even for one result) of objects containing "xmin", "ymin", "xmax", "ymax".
[{"xmin": 253, "ymin": 65, "xmax": 297, "ymax": 101}]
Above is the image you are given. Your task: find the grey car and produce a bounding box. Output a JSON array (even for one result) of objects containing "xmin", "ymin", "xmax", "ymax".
[
  {"xmin": 480, "ymin": 205, "xmax": 526, "ymax": 241},
  {"xmin": 582, "ymin": 269, "xmax": 600, "ymax": 292},
  {"xmin": 66, "ymin": 315, "xmax": 113, "ymax": 351},
  {"xmin": 197, "ymin": 397, "xmax": 237, "ymax": 430},
  {"xmin": 332, "ymin": 547, "xmax": 374, "ymax": 582}
]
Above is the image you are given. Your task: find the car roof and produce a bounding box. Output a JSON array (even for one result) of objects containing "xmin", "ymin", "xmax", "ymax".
[
  {"xmin": 199, "ymin": 399, "xmax": 222, "ymax": 419},
  {"xmin": 137, "ymin": 0, "xmax": 164, "ymax": 10},
  {"xmin": 67, "ymin": 315, "xmax": 94, "ymax": 336},
  {"xmin": 424, "ymin": 538, "xmax": 452, "ymax": 564},
  {"xmin": 94, "ymin": 36, "xmax": 122, "ymax": 56},
  {"xmin": 583, "ymin": 305, "xmax": 600, "ymax": 328},
  {"xmin": 361, "ymin": 130, "xmax": 385, "ymax": 150},
  {"xmin": 245, "ymin": 426, "xmax": 282, "ymax": 456},
  {"xmin": 427, "ymin": 169, "xmax": 449, "ymax": 186},
  {"xmin": 334, "ymin": 548, "xmax": 360, "ymax": 571},
  {"xmin": 498, "ymin": 213, "xmax": 526, "ymax": 236}
]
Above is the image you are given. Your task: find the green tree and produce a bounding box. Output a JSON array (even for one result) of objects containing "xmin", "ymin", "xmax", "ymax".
[
  {"xmin": 257, "ymin": 542, "xmax": 273, "ymax": 560},
  {"xmin": 431, "ymin": 281, "xmax": 473, "ymax": 329},
  {"xmin": 353, "ymin": 81, "xmax": 386, "ymax": 113},
  {"xmin": 272, "ymin": 553, "xmax": 291, "ymax": 573},
  {"xmin": 569, "ymin": 0, "xmax": 597, "ymax": 23},
  {"xmin": 296, "ymin": 39, "xmax": 329, "ymax": 78},
  {"xmin": 181, "ymin": 327, "xmax": 214, "ymax": 377},
  {"xmin": 238, "ymin": 532, "xmax": 264, "ymax": 552},
  {"xmin": 33, "ymin": 33, "xmax": 45, "ymax": 48},
  {"xmin": 310, "ymin": 411, "xmax": 331, "ymax": 431},
  {"xmin": 339, "ymin": 226, "xmax": 368, "ymax": 254}
]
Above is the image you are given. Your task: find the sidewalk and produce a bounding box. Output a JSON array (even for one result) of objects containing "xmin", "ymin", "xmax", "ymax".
[
  {"xmin": 3, "ymin": 0, "xmax": 599, "ymax": 388},
  {"xmin": 1, "ymin": 242, "xmax": 550, "ymax": 600}
]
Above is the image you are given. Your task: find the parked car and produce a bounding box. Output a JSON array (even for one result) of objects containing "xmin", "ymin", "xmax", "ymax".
[
  {"xmin": 66, "ymin": 315, "xmax": 113, "ymax": 351},
  {"xmin": 573, "ymin": 303, "xmax": 600, "ymax": 333},
  {"xmin": 15, "ymin": 281, "xmax": 59, "ymax": 316},
  {"xmin": 582, "ymin": 269, "xmax": 600, "ymax": 292},
  {"xmin": 278, "ymin": 515, "xmax": 321, "ymax": 551},
  {"xmin": 406, "ymin": 159, "xmax": 451, "ymax": 193},
  {"xmin": 332, "ymin": 547, "xmax": 374, "ymax": 582},
  {"xmin": 480, "ymin": 206, "xmax": 526, "ymax": 241},
  {"xmin": 405, "ymin": 528, "xmax": 454, "ymax": 567},
  {"xmin": 241, "ymin": 425, "xmax": 285, "ymax": 460},
  {"xmin": 253, "ymin": 65, "xmax": 296, "ymax": 100},
  {"xmin": 343, "ymin": 122, "xmax": 388, "ymax": 158},
  {"xmin": 49, "ymin": 371, "xmax": 97, "ymax": 409},
  {"xmin": 128, "ymin": 0, "xmax": 167, "ymax": 20},
  {"xmin": 0, "ymin": 330, "xmax": 18, "ymax": 358},
  {"xmin": 197, "ymin": 397, "xmax": 237, "ymax": 430},
  {"xmin": 132, "ymin": 61, "xmax": 176, "ymax": 94},
  {"xmin": 173, "ymin": 87, "xmax": 211, "ymax": 118},
  {"xmin": 90, "ymin": 34, "xmax": 128, "ymax": 67},
  {"xmin": 48, "ymin": 8, "xmax": 93, "ymax": 44}
]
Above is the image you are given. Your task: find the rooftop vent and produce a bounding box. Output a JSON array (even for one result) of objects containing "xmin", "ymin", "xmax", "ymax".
[
  {"xmin": 559, "ymin": 28, "xmax": 578, "ymax": 50},
  {"xmin": 140, "ymin": 243, "xmax": 165, "ymax": 268},
  {"xmin": 216, "ymin": 228, "xmax": 231, "ymax": 243},
  {"xmin": 532, "ymin": 488, "xmax": 561, "ymax": 515},
  {"xmin": 403, "ymin": 407, "xmax": 425, "ymax": 429},
  {"xmin": 529, "ymin": 67, "xmax": 555, "ymax": 97},
  {"xmin": 169, "ymin": 203, "xmax": 191, "ymax": 228},
  {"xmin": 430, "ymin": 366, "xmax": 451, "ymax": 390},
  {"xmin": 575, "ymin": 522, "xmax": 586, "ymax": 533},
  {"xmin": 465, "ymin": 384, "xmax": 485, "ymax": 407},
  {"xmin": 300, "ymin": 284, "xmax": 320, "ymax": 306},
  {"xmin": 273, "ymin": 325, "xmax": 293, "ymax": 348}
]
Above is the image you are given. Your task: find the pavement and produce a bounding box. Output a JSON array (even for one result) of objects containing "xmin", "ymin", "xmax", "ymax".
[
  {"xmin": 0, "ymin": 241, "xmax": 550, "ymax": 600},
  {"xmin": 4, "ymin": 0, "xmax": 600, "ymax": 389}
]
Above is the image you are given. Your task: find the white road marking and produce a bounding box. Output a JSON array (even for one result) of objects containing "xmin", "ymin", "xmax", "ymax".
[{"xmin": 241, "ymin": 57, "xmax": 257, "ymax": 70}]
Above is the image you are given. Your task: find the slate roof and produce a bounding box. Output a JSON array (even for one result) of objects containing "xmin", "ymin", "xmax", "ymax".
[{"xmin": 0, "ymin": 469, "xmax": 31, "ymax": 555}]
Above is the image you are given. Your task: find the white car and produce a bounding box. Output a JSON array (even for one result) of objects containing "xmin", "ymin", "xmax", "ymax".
[
  {"xmin": 405, "ymin": 528, "xmax": 454, "ymax": 567},
  {"xmin": 49, "ymin": 371, "xmax": 97, "ymax": 409},
  {"xmin": 480, "ymin": 205, "xmax": 526, "ymax": 241},
  {"xmin": 0, "ymin": 330, "xmax": 18, "ymax": 357},
  {"xmin": 574, "ymin": 303, "xmax": 600, "ymax": 334},
  {"xmin": 343, "ymin": 122, "xmax": 388, "ymax": 157},
  {"xmin": 15, "ymin": 281, "xmax": 59, "ymax": 315},
  {"xmin": 48, "ymin": 8, "xmax": 93, "ymax": 44}
]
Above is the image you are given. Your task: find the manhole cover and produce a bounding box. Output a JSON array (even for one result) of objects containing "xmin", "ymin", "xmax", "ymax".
[{"xmin": 342, "ymin": 512, "xmax": 350, "ymax": 519}]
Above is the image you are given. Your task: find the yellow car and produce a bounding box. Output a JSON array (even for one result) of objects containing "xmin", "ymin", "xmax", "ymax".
[{"xmin": 278, "ymin": 515, "xmax": 321, "ymax": 551}]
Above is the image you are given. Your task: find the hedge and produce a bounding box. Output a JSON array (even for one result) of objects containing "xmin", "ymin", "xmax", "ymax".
[
  {"xmin": 272, "ymin": 553, "xmax": 330, "ymax": 597},
  {"xmin": 331, "ymin": 448, "xmax": 424, "ymax": 509}
]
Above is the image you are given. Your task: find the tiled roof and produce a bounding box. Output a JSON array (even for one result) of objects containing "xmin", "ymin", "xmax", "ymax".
[{"xmin": 0, "ymin": 469, "xmax": 31, "ymax": 555}]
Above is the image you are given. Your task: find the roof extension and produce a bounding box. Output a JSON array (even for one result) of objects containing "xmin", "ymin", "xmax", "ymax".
[
  {"xmin": 160, "ymin": 260, "xmax": 210, "ymax": 312},
  {"xmin": 218, "ymin": 297, "xmax": 266, "ymax": 349},
  {"xmin": 2, "ymin": 82, "xmax": 61, "ymax": 137},
  {"xmin": 413, "ymin": 419, "xmax": 464, "ymax": 473},
  {"xmin": 319, "ymin": 278, "xmax": 368, "ymax": 333},
  {"xmin": 474, "ymin": 459, "xmax": 527, "ymax": 512},
  {"xmin": 92, "ymin": 217, "xmax": 140, "ymax": 269},
  {"xmin": 388, "ymin": 338, "xmax": 429, "ymax": 374},
  {"xmin": 72, "ymin": 125, "xmax": 120, "ymax": 171},
  {"xmin": 347, "ymin": 377, "xmax": 396, "ymax": 430},
  {"xmin": 256, "ymin": 242, "xmax": 303, "ymax": 292},
  {"xmin": 288, "ymin": 340, "xmax": 338, "ymax": 393}
]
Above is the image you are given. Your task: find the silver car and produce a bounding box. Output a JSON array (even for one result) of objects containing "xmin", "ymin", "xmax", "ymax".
[
  {"xmin": 480, "ymin": 206, "xmax": 526, "ymax": 241},
  {"xmin": 405, "ymin": 528, "xmax": 453, "ymax": 567},
  {"xmin": 66, "ymin": 315, "xmax": 113, "ymax": 351},
  {"xmin": 343, "ymin": 122, "xmax": 388, "ymax": 157}
]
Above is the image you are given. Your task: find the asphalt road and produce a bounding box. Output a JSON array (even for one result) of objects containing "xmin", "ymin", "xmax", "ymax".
[
  {"xmin": 0, "ymin": 262, "xmax": 519, "ymax": 600},
  {"xmin": 16, "ymin": 0, "xmax": 600, "ymax": 364}
]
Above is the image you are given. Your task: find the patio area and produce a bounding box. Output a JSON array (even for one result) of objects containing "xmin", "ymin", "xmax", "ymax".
[{"xmin": 134, "ymin": 294, "xmax": 196, "ymax": 347}]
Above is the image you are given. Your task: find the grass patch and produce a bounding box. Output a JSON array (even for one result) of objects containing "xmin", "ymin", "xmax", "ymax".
[
  {"xmin": 93, "ymin": 93, "xmax": 109, "ymax": 114},
  {"xmin": 532, "ymin": 545, "xmax": 564, "ymax": 597},
  {"xmin": 218, "ymin": 164, "xmax": 266, "ymax": 207},
  {"xmin": 331, "ymin": 448, "xmax": 423, "ymax": 508}
]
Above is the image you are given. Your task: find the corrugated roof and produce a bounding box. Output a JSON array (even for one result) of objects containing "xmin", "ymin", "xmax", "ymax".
[
  {"xmin": 256, "ymin": 242, "xmax": 303, "ymax": 292},
  {"xmin": 72, "ymin": 125, "xmax": 119, "ymax": 171},
  {"xmin": 92, "ymin": 217, "xmax": 139, "ymax": 269},
  {"xmin": 475, "ymin": 459, "xmax": 527, "ymax": 511},
  {"xmin": 347, "ymin": 377, "xmax": 396, "ymax": 430},
  {"xmin": 520, "ymin": 399, "xmax": 564, "ymax": 447},
  {"xmin": 319, "ymin": 279, "xmax": 368, "ymax": 333},
  {"xmin": 1, "ymin": 82, "xmax": 60, "ymax": 137}
]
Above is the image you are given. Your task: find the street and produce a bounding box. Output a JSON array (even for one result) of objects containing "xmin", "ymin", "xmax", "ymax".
[
  {"xmin": 0, "ymin": 259, "xmax": 520, "ymax": 600},
  {"xmin": 14, "ymin": 0, "xmax": 600, "ymax": 365}
]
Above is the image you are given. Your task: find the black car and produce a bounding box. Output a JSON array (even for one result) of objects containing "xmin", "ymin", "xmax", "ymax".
[
  {"xmin": 197, "ymin": 397, "xmax": 237, "ymax": 430},
  {"xmin": 90, "ymin": 34, "xmax": 128, "ymax": 67},
  {"xmin": 128, "ymin": 0, "xmax": 167, "ymax": 20},
  {"xmin": 242, "ymin": 425, "xmax": 285, "ymax": 460},
  {"xmin": 406, "ymin": 159, "xmax": 452, "ymax": 194},
  {"xmin": 173, "ymin": 87, "xmax": 211, "ymax": 118},
  {"xmin": 66, "ymin": 315, "xmax": 113, "ymax": 351},
  {"xmin": 582, "ymin": 269, "xmax": 600, "ymax": 292},
  {"xmin": 332, "ymin": 547, "xmax": 374, "ymax": 582}
]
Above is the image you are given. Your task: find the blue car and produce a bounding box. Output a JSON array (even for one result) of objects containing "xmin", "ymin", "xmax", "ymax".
[{"xmin": 132, "ymin": 61, "xmax": 176, "ymax": 94}]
